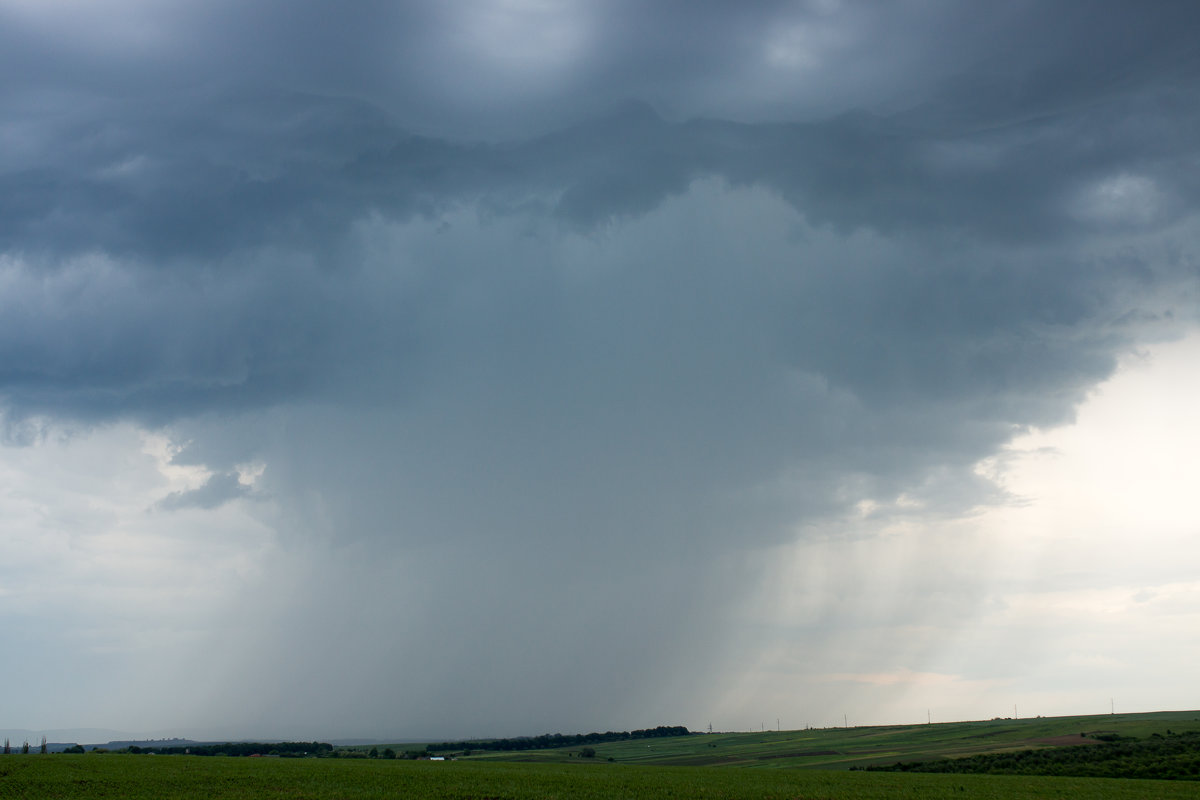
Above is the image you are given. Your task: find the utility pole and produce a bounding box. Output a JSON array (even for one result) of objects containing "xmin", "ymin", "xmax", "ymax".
[
  {"xmin": 1014, "ymin": 704, "xmax": 1018, "ymax": 720},
  {"xmin": 844, "ymin": 714, "xmax": 848, "ymax": 729},
  {"xmin": 927, "ymin": 709, "xmax": 931, "ymax": 725}
]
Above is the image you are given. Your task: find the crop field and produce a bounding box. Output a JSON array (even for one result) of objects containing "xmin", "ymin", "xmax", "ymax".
[
  {"xmin": 449, "ymin": 710, "xmax": 1200, "ymax": 770},
  {"xmin": 1, "ymin": 754, "xmax": 1198, "ymax": 800},
  {"xmin": 4, "ymin": 710, "xmax": 1197, "ymax": 798}
]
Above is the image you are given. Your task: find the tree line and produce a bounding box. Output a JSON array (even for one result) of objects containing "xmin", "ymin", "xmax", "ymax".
[
  {"xmin": 429, "ymin": 726, "xmax": 691, "ymax": 753},
  {"xmin": 121, "ymin": 741, "xmax": 334, "ymax": 757},
  {"xmin": 2, "ymin": 737, "xmax": 47, "ymax": 754}
]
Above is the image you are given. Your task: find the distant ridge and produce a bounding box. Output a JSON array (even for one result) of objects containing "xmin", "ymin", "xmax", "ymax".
[{"xmin": 0, "ymin": 728, "xmax": 136, "ymax": 746}]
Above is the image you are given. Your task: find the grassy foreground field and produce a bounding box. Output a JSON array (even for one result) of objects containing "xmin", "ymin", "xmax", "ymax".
[{"xmin": 1, "ymin": 755, "xmax": 1198, "ymax": 800}]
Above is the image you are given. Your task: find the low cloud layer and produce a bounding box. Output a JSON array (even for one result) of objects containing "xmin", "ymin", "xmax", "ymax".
[{"xmin": 1, "ymin": 1, "xmax": 1199, "ymax": 738}]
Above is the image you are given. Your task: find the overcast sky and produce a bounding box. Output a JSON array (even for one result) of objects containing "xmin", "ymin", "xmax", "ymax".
[{"xmin": 2, "ymin": 0, "xmax": 1199, "ymax": 742}]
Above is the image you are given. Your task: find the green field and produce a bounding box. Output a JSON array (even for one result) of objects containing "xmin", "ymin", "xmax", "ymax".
[
  {"xmin": 437, "ymin": 710, "xmax": 1200, "ymax": 770},
  {"xmin": 4, "ymin": 710, "xmax": 1198, "ymax": 798},
  {"xmin": 1, "ymin": 754, "xmax": 1197, "ymax": 800}
]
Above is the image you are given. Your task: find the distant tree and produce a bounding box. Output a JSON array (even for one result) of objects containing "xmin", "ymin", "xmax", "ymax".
[
  {"xmin": 63, "ymin": 745, "xmax": 86, "ymax": 754},
  {"xmin": 3, "ymin": 738, "xmax": 9, "ymax": 754},
  {"xmin": 21, "ymin": 741, "xmax": 30, "ymax": 754},
  {"xmin": 382, "ymin": 748, "xmax": 396, "ymax": 759},
  {"xmin": 369, "ymin": 747, "xmax": 379, "ymax": 759},
  {"xmin": 40, "ymin": 736, "xmax": 47, "ymax": 754},
  {"xmin": 425, "ymin": 725, "xmax": 689, "ymax": 755},
  {"xmin": 579, "ymin": 747, "xmax": 596, "ymax": 758}
]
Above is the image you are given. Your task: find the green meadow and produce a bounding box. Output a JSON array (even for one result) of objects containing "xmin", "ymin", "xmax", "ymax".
[
  {"xmin": 3, "ymin": 711, "xmax": 1197, "ymax": 798},
  {"xmin": 1, "ymin": 754, "xmax": 1197, "ymax": 800}
]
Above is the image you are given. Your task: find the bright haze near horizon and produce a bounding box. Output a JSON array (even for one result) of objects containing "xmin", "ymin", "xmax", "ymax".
[{"xmin": 1, "ymin": 1, "xmax": 1199, "ymax": 743}]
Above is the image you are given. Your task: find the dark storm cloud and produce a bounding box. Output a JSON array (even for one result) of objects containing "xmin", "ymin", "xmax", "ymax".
[
  {"xmin": 3, "ymin": 1, "xmax": 1200, "ymax": 737},
  {"xmin": 4, "ymin": 95, "xmax": 1198, "ymax": 267},
  {"xmin": 3, "ymin": 79, "xmax": 1198, "ymax": 428},
  {"xmin": 8, "ymin": 1, "xmax": 1197, "ymax": 136},
  {"xmin": 5, "ymin": 0, "xmax": 1198, "ymax": 266},
  {"xmin": 0, "ymin": 4, "xmax": 1194, "ymax": 559}
]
